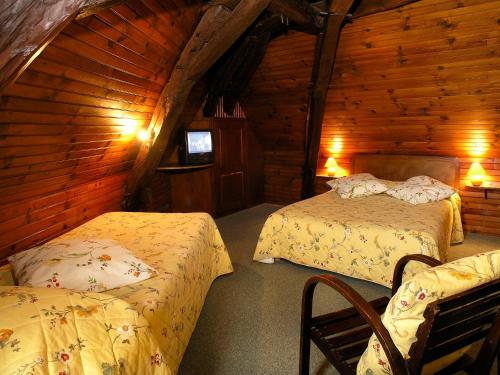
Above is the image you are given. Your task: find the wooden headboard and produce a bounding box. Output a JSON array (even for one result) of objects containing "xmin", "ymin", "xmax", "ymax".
[{"xmin": 352, "ymin": 154, "xmax": 460, "ymax": 188}]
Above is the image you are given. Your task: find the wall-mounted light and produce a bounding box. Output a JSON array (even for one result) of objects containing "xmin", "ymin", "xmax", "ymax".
[
  {"xmin": 138, "ymin": 129, "xmax": 155, "ymax": 147},
  {"xmin": 467, "ymin": 162, "xmax": 486, "ymax": 186},
  {"xmin": 324, "ymin": 157, "xmax": 338, "ymax": 177},
  {"xmin": 121, "ymin": 118, "xmax": 138, "ymax": 135}
]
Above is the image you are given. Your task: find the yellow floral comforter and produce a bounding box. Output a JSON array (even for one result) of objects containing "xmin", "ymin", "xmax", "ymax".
[
  {"xmin": 0, "ymin": 286, "xmax": 170, "ymax": 375},
  {"xmin": 1, "ymin": 212, "xmax": 233, "ymax": 375},
  {"xmin": 254, "ymin": 192, "xmax": 463, "ymax": 288}
]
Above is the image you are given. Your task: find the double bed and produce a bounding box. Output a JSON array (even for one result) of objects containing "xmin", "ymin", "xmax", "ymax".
[
  {"xmin": 0, "ymin": 212, "xmax": 233, "ymax": 375},
  {"xmin": 254, "ymin": 154, "xmax": 464, "ymax": 288}
]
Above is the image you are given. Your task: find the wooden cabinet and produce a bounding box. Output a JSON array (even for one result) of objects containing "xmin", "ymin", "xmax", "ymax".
[{"xmin": 166, "ymin": 118, "xmax": 263, "ymax": 217}]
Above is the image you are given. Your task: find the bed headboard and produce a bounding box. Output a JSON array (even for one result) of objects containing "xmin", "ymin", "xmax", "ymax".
[{"xmin": 352, "ymin": 154, "xmax": 460, "ymax": 188}]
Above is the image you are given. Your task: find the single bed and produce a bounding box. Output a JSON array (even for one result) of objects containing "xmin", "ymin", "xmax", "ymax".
[
  {"xmin": 0, "ymin": 212, "xmax": 233, "ymax": 375},
  {"xmin": 253, "ymin": 154, "xmax": 464, "ymax": 288}
]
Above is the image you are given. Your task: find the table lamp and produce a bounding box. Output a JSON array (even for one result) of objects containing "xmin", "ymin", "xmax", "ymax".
[
  {"xmin": 325, "ymin": 157, "xmax": 338, "ymax": 177},
  {"xmin": 467, "ymin": 162, "xmax": 486, "ymax": 186}
]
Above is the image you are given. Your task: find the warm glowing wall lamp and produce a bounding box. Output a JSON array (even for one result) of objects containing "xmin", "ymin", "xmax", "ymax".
[
  {"xmin": 138, "ymin": 129, "xmax": 155, "ymax": 147},
  {"xmin": 325, "ymin": 157, "xmax": 339, "ymax": 177},
  {"xmin": 467, "ymin": 162, "xmax": 486, "ymax": 186}
]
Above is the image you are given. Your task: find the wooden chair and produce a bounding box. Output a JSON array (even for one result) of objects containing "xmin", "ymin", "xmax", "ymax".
[{"xmin": 299, "ymin": 254, "xmax": 500, "ymax": 375}]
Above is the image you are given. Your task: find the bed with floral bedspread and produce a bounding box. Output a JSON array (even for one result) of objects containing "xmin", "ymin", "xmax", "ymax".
[
  {"xmin": 253, "ymin": 191, "xmax": 463, "ymax": 288},
  {"xmin": 0, "ymin": 212, "xmax": 233, "ymax": 375}
]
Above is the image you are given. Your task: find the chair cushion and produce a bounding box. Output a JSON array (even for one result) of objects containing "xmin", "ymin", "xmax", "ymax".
[
  {"xmin": 8, "ymin": 238, "xmax": 157, "ymax": 292},
  {"xmin": 326, "ymin": 173, "xmax": 388, "ymax": 198},
  {"xmin": 357, "ymin": 249, "xmax": 500, "ymax": 375}
]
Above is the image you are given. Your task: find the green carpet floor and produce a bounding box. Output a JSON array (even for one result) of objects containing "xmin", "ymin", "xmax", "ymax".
[{"xmin": 178, "ymin": 204, "xmax": 500, "ymax": 375}]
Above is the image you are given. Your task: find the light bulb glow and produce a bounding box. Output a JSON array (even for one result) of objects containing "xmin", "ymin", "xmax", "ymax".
[
  {"xmin": 120, "ymin": 118, "xmax": 138, "ymax": 135},
  {"xmin": 138, "ymin": 129, "xmax": 150, "ymax": 142}
]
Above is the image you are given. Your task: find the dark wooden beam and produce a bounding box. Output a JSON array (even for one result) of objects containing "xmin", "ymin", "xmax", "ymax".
[
  {"xmin": 351, "ymin": 0, "xmax": 420, "ymax": 18},
  {"xmin": 301, "ymin": 0, "xmax": 356, "ymax": 199},
  {"xmin": 75, "ymin": 0, "xmax": 128, "ymax": 19},
  {"xmin": 0, "ymin": 0, "xmax": 121, "ymax": 95},
  {"xmin": 268, "ymin": 0, "xmax": 322, "ymax": 34},
  {"xmin": 124, "ymin": 0, "xmax": 272, "ymax": 209}
]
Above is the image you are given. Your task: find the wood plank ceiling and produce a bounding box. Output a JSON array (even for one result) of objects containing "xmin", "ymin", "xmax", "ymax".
[
  {"xmin": 243, "ymin": 0, "xmax": 500, "ymax": 235},
  {"xmin": 0, "ymin": 0, "xmax": 201, "ymax": 259}
]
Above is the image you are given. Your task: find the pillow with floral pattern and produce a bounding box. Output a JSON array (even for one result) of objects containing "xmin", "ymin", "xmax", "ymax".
[
  {"xmin": 385, "ymin": 175, "xmax": 456, "ymax": 205},
  {"xmin": 8, "ymin": 239, "xmax": 157, "ymax": 292},
  {"xmin": 327, "ymin": 173, "xmax": 389, "ymax": 199},
  {"xmin": 357, "ymin": 250, "xmax": 500, "ymax": 375}
]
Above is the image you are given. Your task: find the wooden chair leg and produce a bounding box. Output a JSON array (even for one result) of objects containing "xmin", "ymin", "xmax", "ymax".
[{"xmin": 299, "ymin": 280, "xmax": 317, "ymax": 375}]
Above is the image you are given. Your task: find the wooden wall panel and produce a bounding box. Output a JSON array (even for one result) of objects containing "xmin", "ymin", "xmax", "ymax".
[
  {"xmin": 244, "ymin": 0, "xmax": 500, "ymax": 235},
  {"xmin": 242, "ymin": 32, "xmax": 315, "ymax": 204},
  {"xmin": 320, "ymin": 0, "xmax": 500, "ymax": 236},
  {"xmin": 0, "ymin": 0, "xmax": 201, "ymax": 260}
]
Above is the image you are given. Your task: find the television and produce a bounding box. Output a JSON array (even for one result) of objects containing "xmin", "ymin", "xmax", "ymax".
[{"xmin": 179, "ymin": 129, "xmax": 214, "ymax": 165}]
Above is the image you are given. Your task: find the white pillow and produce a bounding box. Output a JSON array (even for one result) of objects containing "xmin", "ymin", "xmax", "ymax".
[
  {"xmin": 327, "ymin": 173, "xmax": 388, "ymax": 199},
  {"xmin": 385, "ymin": 175, "xmax": 456, "ymax": 205},
  {"xmin": 8, "ymin": 239, "xmax": 157, "ymax": 292}
]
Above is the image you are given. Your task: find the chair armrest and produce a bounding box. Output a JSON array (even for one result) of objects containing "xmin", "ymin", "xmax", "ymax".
[
  {"xmin": 392, "ymin": 254, "xmax": 443, "ymax": 295},
  {"xmin": 301, "ymin": 275, "xmax": 407, "ymax": 374}
]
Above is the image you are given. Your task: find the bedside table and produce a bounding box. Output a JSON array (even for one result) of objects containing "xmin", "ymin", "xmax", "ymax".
[{"xmin": 463, "ymin": 181, "xmax": 500, "ymax": 199}]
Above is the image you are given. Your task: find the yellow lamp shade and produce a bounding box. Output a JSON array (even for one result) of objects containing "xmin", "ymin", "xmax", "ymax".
[
  {"xmin": 325, "ymin": 157, "xmax": 338, "ymax": 177},
  {"xmin": 467, "ymin": 162, "xmax": 486, "ymax": 186}
]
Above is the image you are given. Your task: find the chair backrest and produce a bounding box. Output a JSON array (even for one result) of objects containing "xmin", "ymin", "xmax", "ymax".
[{"xmin": 407, "ymin": 278, "xmax": 500, "ymax": 374}]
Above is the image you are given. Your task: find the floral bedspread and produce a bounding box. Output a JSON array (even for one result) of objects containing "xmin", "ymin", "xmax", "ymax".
[
  {"xmin": 0, "ymin": 286, "xmax": 170, "ymax": 375},
  {"xmin": 254, "ymin": 192, "xmax": 463, "ymax": 287},
  {"xmin": 1, "ymin": 212, "xmax": 233, "ymax": 374}
]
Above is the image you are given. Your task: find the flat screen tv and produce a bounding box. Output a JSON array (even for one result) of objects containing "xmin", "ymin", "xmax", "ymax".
[{"xmin": 179, "ymin": 129, "xmax": 214, "ymax": 165}]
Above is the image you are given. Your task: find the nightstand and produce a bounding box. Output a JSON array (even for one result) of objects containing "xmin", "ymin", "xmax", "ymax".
[{"xmin": 463, "ymin": 181, "xmax": 500, "ymax": 199}]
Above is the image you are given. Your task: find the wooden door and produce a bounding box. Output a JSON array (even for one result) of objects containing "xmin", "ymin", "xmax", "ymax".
[{"xmin": 215, "ymin": 119, "xmax": 246, "ymax": 216}]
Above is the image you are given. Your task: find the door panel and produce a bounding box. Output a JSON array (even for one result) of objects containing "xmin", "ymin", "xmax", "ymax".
[
  {"xmin": 215, "ymin": 119, "xmax": 246, "ymax": 215},
  {"xmin": 220, "ymin": 172, "xmax": 244, "ymax": 214}
]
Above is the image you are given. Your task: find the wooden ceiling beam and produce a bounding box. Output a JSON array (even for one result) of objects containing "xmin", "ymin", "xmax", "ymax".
[
  {"xmin": 75, "ymin": 0, "xmax": 128, "ymax": 19},
  {"xmin": 351, "ymin": 0, "xmax": 420, "ymax": 18},
  {"xmin": 124, "ymin": 0, "xmax": 272, "ymax": 209},
  {"xmin": 301, "ymin": 0, "xmax": 356, "ymax": 199},
  {"xmin": 268, "ymin": 0, "xmax": 322, "ymax": 34},
  {"xmin": 0, "ymin": 0, "xmax": 122, "ymax": 95},
  {"xmin": 309, "ymin": 0, "xmax": 422, "ymax": 19}
]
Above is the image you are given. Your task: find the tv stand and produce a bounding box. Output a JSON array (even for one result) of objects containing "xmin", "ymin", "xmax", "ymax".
[{"xmin": 156, "ymin": 163, "xmax": 214, "ymax": 172}]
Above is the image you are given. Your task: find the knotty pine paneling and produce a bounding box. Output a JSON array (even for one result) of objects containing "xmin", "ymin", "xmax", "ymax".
[
  {"xmin": 242, "ymin": 32, "xmax": 315, "ymax": 204},
  {"xmin": 245, "ymin": 0, "xmax": 500, "ymax": 235},
  {"xmin": 320, "ymin": 0, "xmax": 500, "ymax": 236},
  {"xmin": 0, "ymin": 0, "xmax": 201, "ymax": 260}
]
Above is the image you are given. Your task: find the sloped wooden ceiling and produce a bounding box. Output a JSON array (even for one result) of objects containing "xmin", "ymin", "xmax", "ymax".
[
  {"xmin": 0, "ymin": 0, "xmax": 201, "ymax": 258},
  {"xmin": 243, "ymin": 0, "xmax": 500, "ymax": 235}
]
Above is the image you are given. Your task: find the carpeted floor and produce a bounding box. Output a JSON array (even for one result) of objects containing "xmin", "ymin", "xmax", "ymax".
[{"xmin": 178, "ymin": 204, "xmax": 500, "ymax": 375}]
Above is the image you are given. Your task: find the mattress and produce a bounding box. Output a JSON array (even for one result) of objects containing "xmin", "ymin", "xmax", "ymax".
[
  {"xmin": 253, "ymin": 192, "xmax": 463, "ymax": 287},
  {"xmin": 0, "ymin": 212, "xmax": 233, "ymax": 375}
]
